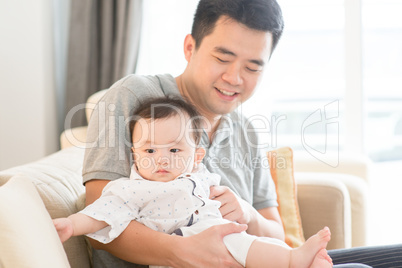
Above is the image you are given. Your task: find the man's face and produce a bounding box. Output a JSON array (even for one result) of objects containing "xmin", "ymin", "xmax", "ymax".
[
  {"xmin": 132, "ymin": 115, "xmax": 202, "ymax": 182},
  {"xmin": 184, "ymin": 16, "xmax": 273, "ymax": 118}
]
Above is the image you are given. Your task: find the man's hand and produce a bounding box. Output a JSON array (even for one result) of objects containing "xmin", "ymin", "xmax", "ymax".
[
  {"xmin": 170, "ymin": 222, "xmax": 247, "ymax": 268},
  {"xmin": 210, "ymin": 185, "xmax": 285, "ymax": 239},
  {"xmin": 209, "ymin": 185, "xmax": 253, "ymax": 224}
]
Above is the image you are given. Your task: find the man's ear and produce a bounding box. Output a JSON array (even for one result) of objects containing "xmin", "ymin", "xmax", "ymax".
[
  {"xmin": 183, "ymin": 34, "xmax": 196, "ymax": 62},
  {"xmin": 131, "ymin": 147, "xmax": 136, "ymax": 161},
  {"xmin": 195, "ymin": 147, "xmax": 206, "ymax": 164}
]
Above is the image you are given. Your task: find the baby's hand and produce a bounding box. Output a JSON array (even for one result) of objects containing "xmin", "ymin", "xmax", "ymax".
[
  {"xmin": 53, "ymin": 218, "xmax": 74, "ymax": 243},
  {"xmin": 209, "ymin": 185, "xmax": 252, "ymax": 224}
]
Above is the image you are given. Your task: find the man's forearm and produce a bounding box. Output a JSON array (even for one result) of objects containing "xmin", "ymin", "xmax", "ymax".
[
  {"xmin": 246, "ymin": 206, "xmax": 285, "ymax": 240},
  {"xmin": 89, "ymin": 220, "xmax": 179, "ymax": 265}
]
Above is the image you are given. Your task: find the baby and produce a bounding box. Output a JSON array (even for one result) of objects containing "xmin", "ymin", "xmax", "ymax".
[{"xmin": 53, "ymin": 97, "xmax": 333, "ymax": 268}]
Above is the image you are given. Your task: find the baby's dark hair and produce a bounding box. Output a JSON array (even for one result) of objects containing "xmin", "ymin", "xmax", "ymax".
[{"xmin": 129, "ymin": 97, "xmax": 203, "ymax": 145}]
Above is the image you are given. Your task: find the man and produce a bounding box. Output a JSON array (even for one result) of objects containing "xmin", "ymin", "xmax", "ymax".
[{"xmin": 83, "ymin": 0, "xmax": 401, "ymax": 267}]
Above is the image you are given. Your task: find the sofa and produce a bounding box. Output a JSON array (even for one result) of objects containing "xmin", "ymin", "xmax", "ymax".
[{"xmin": 0, "ymin": 90, "xmax": 370, "ymax": 268}]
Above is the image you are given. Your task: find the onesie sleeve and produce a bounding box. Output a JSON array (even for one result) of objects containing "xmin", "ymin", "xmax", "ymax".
[{"xmin": 79, "ymin": 180, "xmax": 140, "ymax": 243}]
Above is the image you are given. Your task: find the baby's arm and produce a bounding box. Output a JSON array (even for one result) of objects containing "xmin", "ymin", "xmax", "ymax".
[{"xmin": 53, "ymin": 213, "xmax": 108, "ymax": 243}]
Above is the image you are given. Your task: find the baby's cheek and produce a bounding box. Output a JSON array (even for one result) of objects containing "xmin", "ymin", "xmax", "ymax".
[
  {"xmin": 176, "ymin": 155, "xmax": 194, "ymax": 174},
  {"xmin": 137, "ymin": 156, "xmax": 157, "ymax": 169}
]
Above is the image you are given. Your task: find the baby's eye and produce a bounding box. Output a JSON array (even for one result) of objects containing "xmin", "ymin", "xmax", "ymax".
[
  {"xmin": 170, "ymin": 148, "xmax": 180, "ymax": 153},
  {"xmin": 145, "ymin": 149, "xmax": 156, "ymax": 153}
]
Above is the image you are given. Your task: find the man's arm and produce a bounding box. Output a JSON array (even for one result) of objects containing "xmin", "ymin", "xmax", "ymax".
[
  {"xmin": 248, "ymin": 206, "xmax": 285, "ymax": 240},
  {"xmin": 85, "ymin": 179, "xmax": 246, "ymax": 267}
]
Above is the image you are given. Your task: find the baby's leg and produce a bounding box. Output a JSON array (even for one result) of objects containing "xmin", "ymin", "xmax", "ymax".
[
  {"xmin": 245, "ymin": 227, "xmax": 332, "ymax": 268},
  {"xmin": 245, "ymin": 239, "xmax": 292, "ymax": 268}
]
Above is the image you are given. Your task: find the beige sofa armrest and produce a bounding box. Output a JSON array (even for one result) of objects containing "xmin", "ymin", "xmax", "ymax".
[
  {"xmin": 60, "ymin": 126, "xmax": 88, "ymax": 149},
  {"xmin": 296, "ymin": 173, "xmax": 352, "ymax": 250},
  {"xmin": 60, "ymin": 89, "xmax": 108, "ymax": 150},
  {"xmin": 313, "ymin": 173, "xmax": 369, "ymax": 247},
  {"xmin": 293, "ymin": 151, "xmax": 371, "ymax": 183},
  {"xmin": 86, "ymin": 89, "xmax": 108, "ymax": 122},
  {"xmin": 293, "ymin": 150, "xmax": 370, "ymax": 247}
]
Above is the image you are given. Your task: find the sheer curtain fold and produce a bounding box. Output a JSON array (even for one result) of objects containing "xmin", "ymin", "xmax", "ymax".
[{"xmin": 65, "ymin": 0, "xmax": 143, "ymax": 128}]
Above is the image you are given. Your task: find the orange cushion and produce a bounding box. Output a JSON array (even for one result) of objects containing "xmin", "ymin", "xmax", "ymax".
[{"xmin": 268, "ymin": 147, "xmax": 305, "ymax": 248}]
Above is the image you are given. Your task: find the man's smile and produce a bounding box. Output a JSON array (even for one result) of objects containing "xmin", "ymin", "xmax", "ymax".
[{"xmin": 215, "ymin": 87, "xmax": 238, "ymax": 97}]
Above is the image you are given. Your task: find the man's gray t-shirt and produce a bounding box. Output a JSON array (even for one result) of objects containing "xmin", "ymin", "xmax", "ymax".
[{"xmin": 82, "ymin": 73, "xmax": 278, "ymax": 266}]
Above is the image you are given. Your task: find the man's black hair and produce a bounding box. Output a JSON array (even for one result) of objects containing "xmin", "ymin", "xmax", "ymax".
[{"xmin": 191, "ymin": 0, "xmax": 284, "ymax": 53}]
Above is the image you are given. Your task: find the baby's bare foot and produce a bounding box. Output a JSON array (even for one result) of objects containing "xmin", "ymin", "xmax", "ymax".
[
  {"xmin": 310, "ymin": 249, "xmax": 333, "ymax": 268},
  {"xmin": 290, "ymin": 227, "xmax": 331, "ymax": 268},
  {"xmin": 314, "ymin": 226, "xmax": 331, "ymax": 249}
]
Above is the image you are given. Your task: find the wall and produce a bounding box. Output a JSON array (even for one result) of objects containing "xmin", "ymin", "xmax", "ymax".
[{"xmin": 0, "ymin": 0, "xmax": 58, "ymax": 170}]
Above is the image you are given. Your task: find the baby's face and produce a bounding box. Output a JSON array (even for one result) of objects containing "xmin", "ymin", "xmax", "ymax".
[{"xmin": 132, "ymin": 115, "xmax": 203, "ymax": 182}]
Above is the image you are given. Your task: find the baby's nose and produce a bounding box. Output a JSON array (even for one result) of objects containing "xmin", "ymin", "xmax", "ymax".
[{"xmin": 157, "ymin": 156, "xmax": 169, "ymax": 166}]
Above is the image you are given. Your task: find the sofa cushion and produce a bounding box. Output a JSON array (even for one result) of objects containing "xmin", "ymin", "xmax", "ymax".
[
  {"xmin": 0, "ymin": 147, "xmax": 91, "ymax": 268},
  {"xmin": 268, "ymin": 147, "xmax": 305, "ymax": 248},
  {"xmin": 0, "ymin": 176, "xmax": 70, "ymax": 267}
]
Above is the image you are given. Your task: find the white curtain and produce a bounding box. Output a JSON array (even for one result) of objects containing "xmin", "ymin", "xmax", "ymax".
[{"xmin": 65, "ymin": 0, "xmax": 143, "ymax": 128}]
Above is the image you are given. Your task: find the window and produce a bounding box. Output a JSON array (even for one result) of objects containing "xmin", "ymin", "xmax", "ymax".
[
  {"xmin": 136, "ymin": 0, "xmax": 199, "ymax": 76},
  {"xmin": 137, "ymin": 0, "xmax": 402, "ymax": 161},
  {"xmin": 363, "ymin": 0, "xmax": 402, "ymax": 161},
  {"xmin": 243, "ymin": 0, "xmax": 346, "ymax": 156}
]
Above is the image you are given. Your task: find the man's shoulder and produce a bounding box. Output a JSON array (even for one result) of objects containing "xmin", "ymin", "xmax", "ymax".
[
  {"xmin": 112, "ymin": 73, "xmax": 176, "ymax": 93},
  {"xmin": 100, "ymin": 73, "xmax": 179, "ymax": 107}
]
